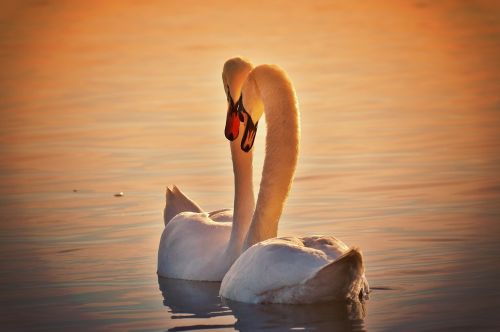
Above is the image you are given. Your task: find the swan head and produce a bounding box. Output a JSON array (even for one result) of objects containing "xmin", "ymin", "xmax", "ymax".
[
  {"xmin": 237, "ymin": 64, "xmax": 296, "ymax": 152},
  {"xmin": 222, "ymin": 57, "xmax": 253, "ymax": 141},
  {"xmin": 238, "ymin": 74, "xmax": 264, "ymax": 152}
]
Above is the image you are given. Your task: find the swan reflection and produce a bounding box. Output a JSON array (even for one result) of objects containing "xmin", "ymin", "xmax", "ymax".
[
  {"xmin": 158, "ymin": 276, "xmax": 230, "ymax": 319},
  {"xmin": 158, "ymin": 277, "xmax": 366, "ymax": 331}
]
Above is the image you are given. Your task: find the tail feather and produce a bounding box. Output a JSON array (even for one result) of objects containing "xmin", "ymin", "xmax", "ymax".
[
  {"xmin": 164, "ymin": 185, "xmax": 204, "ymax": 225},
  {"xmin": 303, "ymin": 248, "xmax": 366, "ymax": 301}
]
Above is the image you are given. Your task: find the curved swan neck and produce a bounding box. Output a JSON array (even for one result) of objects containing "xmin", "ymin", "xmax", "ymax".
[
  {"xmin": 243, "ymin": 66, "xmax": 300, "ymax": 250},
  {"xmin": 226, "ymin": 126, "xmax": 255, "ymax": 259}
]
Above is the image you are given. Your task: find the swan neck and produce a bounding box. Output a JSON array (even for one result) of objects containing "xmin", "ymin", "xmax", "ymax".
[
  {"xmin": 244, "ymin": 83, "xmax": 299, "ymax": 250},
  {"xmin": 226, "ymin": 136, "xmax": 255, "ymax": 259}
]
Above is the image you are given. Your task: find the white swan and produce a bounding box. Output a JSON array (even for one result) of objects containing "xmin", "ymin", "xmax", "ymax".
[
  {"xmin": 157, "ymin": 57, "xmax": 255, "ymax": 281},
  {"xmin": 220, "ymin": 64, "xmax": 369, "ymax": 304}
]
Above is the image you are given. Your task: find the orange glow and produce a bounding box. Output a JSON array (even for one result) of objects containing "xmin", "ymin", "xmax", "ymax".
[{"xmin": 1, "ymin": 0, "xmax": 499, "ymax": 330}]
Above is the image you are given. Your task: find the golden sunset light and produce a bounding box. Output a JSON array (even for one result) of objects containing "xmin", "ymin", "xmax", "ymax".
[{"xmin": 1, "ymin": 1, "xmax": 499, "ymax": 331}]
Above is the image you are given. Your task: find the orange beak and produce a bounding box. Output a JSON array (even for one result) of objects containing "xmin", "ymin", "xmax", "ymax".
[
  {"xmin": 224, "ymin": 90, "xmax": 239, "ymax": 141},
  {"xmin": 224, "ymin": 103, "xmax": 240, "ymax": 141}
]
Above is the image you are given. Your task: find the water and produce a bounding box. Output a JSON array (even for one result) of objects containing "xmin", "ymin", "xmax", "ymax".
[{"xmin": 1, "ymin": 0, "xmax": 499, "ymax": 331}]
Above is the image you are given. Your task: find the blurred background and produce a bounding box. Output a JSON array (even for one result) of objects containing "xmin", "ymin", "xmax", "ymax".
[{"xmin": 1, "ymin": 0, "xmax": 499, "ymax": 331}]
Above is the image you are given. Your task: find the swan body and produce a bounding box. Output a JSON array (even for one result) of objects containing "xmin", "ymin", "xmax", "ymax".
[
  {"xmin": 160, "ymin": 188, "xmax": 235, "ymax": 280},
  {"xmin": 157, "ymin": 57, "xmax": 255, "ymax": 281},
  {"xmin": 220, "ymin": 64, "xmax": 369, "ymax": 303},
  {"xmin": 221, "ymin": 236, "xmax": 367, "ymax": 303}
]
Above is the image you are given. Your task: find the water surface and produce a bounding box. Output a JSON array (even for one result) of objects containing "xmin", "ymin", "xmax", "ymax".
[{"xmin": 1, "ymin": 0, "xmax": 499, "ymax": 331}]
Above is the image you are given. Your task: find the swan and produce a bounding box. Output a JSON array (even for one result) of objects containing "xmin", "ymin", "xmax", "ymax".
[
  {"xmin": 219, "ymin": 64, "xmax": 369, "ymax": 304},
  {"xmin": 157, "ymin": 57, "xmax": 255, "ymax": 281}
]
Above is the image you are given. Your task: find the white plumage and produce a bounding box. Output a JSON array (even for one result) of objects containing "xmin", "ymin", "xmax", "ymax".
[{"xmin": 158, "ymin": 212, "xmax": 233, "ymax": 281}]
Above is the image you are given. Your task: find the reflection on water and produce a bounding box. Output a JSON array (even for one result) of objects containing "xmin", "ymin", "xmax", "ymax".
[
  {"xmin": 159, "ymin": 278, "xmax": 229, "ymax": 320},
  {"xmin": 1, "ymin": 0, "xmax": 500, "ymax": 331},
  {"xmin": 158, "ymin": 277, "xmax": 366, "ymax": 331}
]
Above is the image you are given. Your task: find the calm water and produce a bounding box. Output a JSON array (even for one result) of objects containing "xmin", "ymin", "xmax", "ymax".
[{"xmin": 1, "ymin": 0, "xmax": 500, "ymax": 331}]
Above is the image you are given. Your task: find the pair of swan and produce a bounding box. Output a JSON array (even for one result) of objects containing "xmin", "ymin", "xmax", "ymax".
[{"xmin": 157, "ymin": 57, "xmax": 369, "ymax": 304}]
